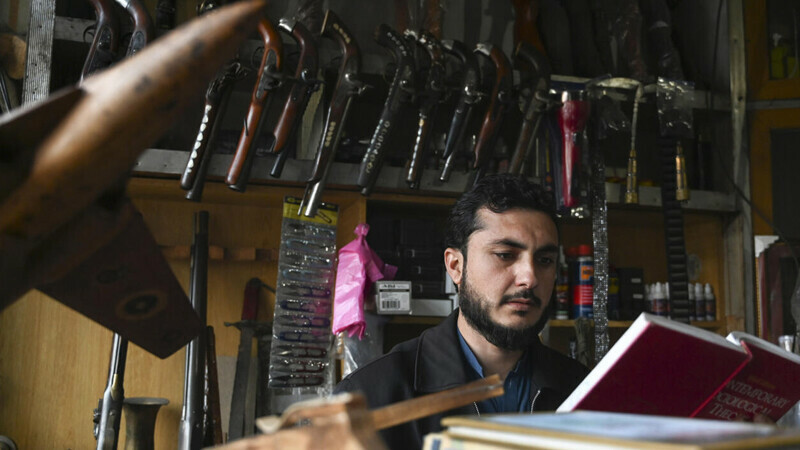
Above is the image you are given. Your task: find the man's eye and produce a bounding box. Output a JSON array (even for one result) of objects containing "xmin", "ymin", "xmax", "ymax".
[
  {"xmin": 537, "ymin": 256, "xmax": 555, "ymax": 266},
  {"xmin": 495, "ymin": 253, "xmax": 513, "ymax": 261}
]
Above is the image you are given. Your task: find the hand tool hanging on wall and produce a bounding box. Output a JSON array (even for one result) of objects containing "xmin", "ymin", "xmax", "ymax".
[
  {"xmin": 471, "ymin": 43, "xmax": 513, "ymax": 185},
  {"xmin": 357, "ymin": 24, "xmax": 416, "ymax": 195},
  {"xmin": 92, "ymin": 333, "xmax": 128, "ymax": 450},
  {"xmin": 228, "ymin": 278, "xmax": 269, "ymax": 441},
  {"xmin": 178, "ymin": 211, "xmax": 209, "ymax": 450},
  {"xmin": 269, "ymin": 18, "xmax": 321, "ymax": 179},
  {"xmin": 299, "ymin": 10, "xmax": 364, "ymax": 218},
  {"xmin": 0, "ymin": 1, "xmax": 264, "ymax": 356},
  {"xmin": 115, "ymin": 0, "xmax": 155, "ymax": 56},
  {"xmin": 81, "ymin": 0, "xmax": 120, "ymax": 80},
  {"xmin": 226, "ymin": 17, "xmax": 283, "ymax": 192},
  {"xmin": 439, "ymin": 38, "xmax": 481, "ymax": 182},
  {"xmin": 507, "ymin": 42, "xmax": 551, "ymax": 176},
  {"xmin": 404, "ymin": 30, "xmax": 446, "ymax": 189},
  {"xmin": 181, "ymin": 2, "xmax": 249, "ymax": 202}
]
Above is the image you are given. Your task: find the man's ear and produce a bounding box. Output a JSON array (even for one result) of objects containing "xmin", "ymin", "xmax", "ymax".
[{"xmin": 444, "ymin": 247, "xmax": 464, "ymax": 286}]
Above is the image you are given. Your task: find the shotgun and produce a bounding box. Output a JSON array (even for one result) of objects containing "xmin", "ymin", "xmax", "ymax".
[
  {"xmin": 507, "ymin": 42, "xmax": 551, "ymax": 176},
  {"xmin": 299, "ymin": 10, "xmax": 364, "ymax": 218},
  {"xmin": 81, "ymin": 0, "xmax": 120, "ymax": 80},
  {"xmin": 357, "ymin": 23, "xmax": 415, "ymax": 195},
  {"xmin": 269, "ymin": 18, "xmax": 321, "ymax": 179},
  {"xmin": 405, "ymin": 29, "xmax": 445, "ymax": 189},
  {"xmin": 439, "ymin": 38, "xmax": 481, "ymax": 182},
  {"xmin": 225, "ymin": 18, "xmax": 283, "ymax": 191},
  {"xmin": 472, "ymin": 43, "xmax": 513, "ymax": 184}
]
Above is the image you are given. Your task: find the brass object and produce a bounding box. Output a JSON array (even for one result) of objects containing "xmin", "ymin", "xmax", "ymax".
[
  {"xmin": 122, "ymin": 397, "xmax": 168, "ymax": 450},
  {"xmin": 675, "ymin": 140, "xmax": 690, "ymax": 201}
]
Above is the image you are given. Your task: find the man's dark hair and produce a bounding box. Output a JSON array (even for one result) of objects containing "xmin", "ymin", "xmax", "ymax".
[{"xmin": 444, "ymin": 174, "xmax": 558, "ymax": 253}]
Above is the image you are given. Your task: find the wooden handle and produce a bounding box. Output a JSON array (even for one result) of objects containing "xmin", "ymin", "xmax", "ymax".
[{"xmin": 370, "ymin": 374, "xmax": 503, "ymax": 430}]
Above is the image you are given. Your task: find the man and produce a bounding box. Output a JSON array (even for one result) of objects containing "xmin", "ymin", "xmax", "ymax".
[{"xmin": 334, "ymin": 174, "xmax": 589, "ymax": 449}]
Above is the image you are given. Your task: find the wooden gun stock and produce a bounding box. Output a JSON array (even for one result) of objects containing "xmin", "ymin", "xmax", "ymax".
[
  {"xmin": 82, "ymin": 0, "xmax": 121, "ymax": 80},
  {"xmin": 300, "ymin": 10, "xmax": 362, "ymax": 217},
  {"xmin": 116, "ymin": 0, "xmax": 156, "ymax": 56},
  {"xmin": 181, "ymin": 61, "xmax": 246, "ymax": 201},
  {"xmin": 225, "ymin": 18, "xmax": 283, "ymax": 191},
  {"xmin": 272, "ymin": 19, "xmax": 319, "ymax": 157},
  {"xmin": 405, "ymin": 30, "xmax": 445, "ymax": 189},
  {"xmin": 472, "ymin": 43, "xmax": 512, "ymax": 182},
  {"xmin": 357, "ymin": 23, "xmax": 415, "ymax": 195},
  {"xmin": 439, "ymin": 38, "xmax": 481, "ymax": 182},
  {"xmin": 508, "ymin": 42, "xmax": 551, "ymax": 176}
]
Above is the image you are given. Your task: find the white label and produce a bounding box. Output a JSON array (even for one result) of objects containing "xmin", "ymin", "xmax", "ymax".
[{"xmin": 378, "ymin": 291, "xmax": 410, "ymax": 313}]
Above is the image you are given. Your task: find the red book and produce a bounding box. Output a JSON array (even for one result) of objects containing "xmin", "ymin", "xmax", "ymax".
[{"xmin": 558, "ymin": 313, "xmax": 800, "ymax": 421}]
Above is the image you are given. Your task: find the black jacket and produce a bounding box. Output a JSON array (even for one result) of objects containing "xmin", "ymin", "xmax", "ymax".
[{"xmin": 334, "ymin": 310, "xmax": 589, "ymax": 450}]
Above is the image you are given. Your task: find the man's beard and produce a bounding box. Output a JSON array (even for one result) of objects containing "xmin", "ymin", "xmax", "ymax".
[{"xmin": 458, "ymin": 268, "xmax": 547, "ymax": 351}]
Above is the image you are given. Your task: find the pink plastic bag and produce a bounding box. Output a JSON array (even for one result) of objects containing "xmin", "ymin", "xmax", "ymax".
[{"xmin": 333, "ymin": 223, "xmax": 397, "ymax": 338}]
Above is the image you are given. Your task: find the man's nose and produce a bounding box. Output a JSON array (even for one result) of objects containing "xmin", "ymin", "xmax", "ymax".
[{"xmin": 515, "ymin": 258, "xmax": 538, "ymax": 289}]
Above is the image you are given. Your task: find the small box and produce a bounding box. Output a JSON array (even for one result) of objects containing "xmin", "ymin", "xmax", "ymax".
[
  {"xmin": 374, "ymin": 281, "xmax": 412, "ymax": 314},
  {"xmin": 410, "ymin": 298, "xmax": 453, "ymax": 317}
]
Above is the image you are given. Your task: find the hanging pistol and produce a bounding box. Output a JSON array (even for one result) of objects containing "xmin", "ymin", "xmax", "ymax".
[
  {"xmin": 507, "ymin": 42, "xmax": 551, "ymax": 176},
  {"xmin": 81, "ymin": 0, "xmax": 120, "ymax": 80},
  {"xmin": 269, "ymin": 18, "xmax": 321, "ymax": 179},
  {"xmin": 115, "ymin": 0, "xmax": 155, "ymax": 56},
  {"xmin": 405, "ymin": 30, "xmax": 446, "ymax": 189},
  {"xmin": 299, "ymin": 10, "xmax": 365, "ymax": 217},
  {"xmin": 357, "ymin": 24, "xmax": 415, "ymax": 196},
  {"xmin": 439, "ymin": 38, "xmax": 481, "ymax": 182},
  {"xmin": 472, "ymin": 43, "xmax": 513, "ymax": 184},
  {"xmin": 226, "ymin": 17, "xmax": 283, "ymax": 192}
]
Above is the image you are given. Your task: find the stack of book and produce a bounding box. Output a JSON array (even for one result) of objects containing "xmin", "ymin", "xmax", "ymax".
[{"xmin": 426, "ymin": 411, "xmax": 800, "ymax": 449}]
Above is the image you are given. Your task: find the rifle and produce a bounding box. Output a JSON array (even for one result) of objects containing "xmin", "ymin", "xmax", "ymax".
[
  {"xmin": 225, "ymin": 18, "xmax": 283, "ymax": 191},
  {"xmin": 357, "ymin": 23, "xmax": 415, "ymax": 196},
  {"xmin": 81, "ymin": 0, "xmax": 120, "ymax": 81},
  {"xmin": 93, "ymin": 333, "xmax": 128, "ymax": 450},
  {"xmin": 507, "ymin": 42, "xmax": 551, "ymax": 176},
  {"xmin": 299, "ymin": 10, "xmax": 364, "ymax": 218},
  {"xmin": 178, "ymin": 211, "xmax": 209, "ymax": 450},
  {"xmin": 404, "ymin": 30, "xmax": 445, "ymax": 189},
  {"xmin": 269, "ymin": 18, "xmax": 320, "ymax": 179},
  {"xmin": 115, "ymin": 0, "xmax": 155, "ymax": 56},
  {"xmin": 472, "ymin": 43, "xmax": 513, "ymax": 184},
  {"xmin": 439, "ymin": 38, "xmax": 481, "ymax": 182}
]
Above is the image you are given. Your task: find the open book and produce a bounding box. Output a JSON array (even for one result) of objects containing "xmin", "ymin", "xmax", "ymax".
[{"xmin": 557, "ymin": 312, "xmax": 800, "ymax": 421}]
